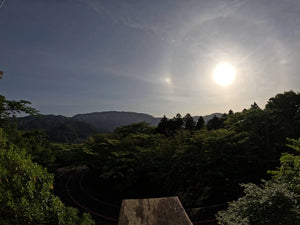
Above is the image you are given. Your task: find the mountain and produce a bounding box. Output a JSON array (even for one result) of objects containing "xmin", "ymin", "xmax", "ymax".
[
  {"xmin": 17, "ymin": 114, "xmax": 68, "ymax": 129},
  {"xmin": 16, "ymin": 111, "xmax": 160, "ymax": 142},
  {"xmin": 73, "ymin": 111, "xmax": 160, "ymax": 132},
  {"xmin": 195, "ymin": 113, "xmax": 223, "ymax": 123},
  {"xmin": 16, "ymin": 114, "xmax": 97, "ymax": 143},
  {"xmin": 16, "ymin": 111, "xmax": 223, "ymax": 142}
]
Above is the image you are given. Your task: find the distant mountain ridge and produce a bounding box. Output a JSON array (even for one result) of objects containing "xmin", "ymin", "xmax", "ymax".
[
  {"xmin": 194, "ymin": 113, "xmax": 223, "ymax": 123},
  {"xmin": 17, "ymin": 111, "xmax": 222, "ymax": 142},
  {"xmin": 73, "ymin": 111, "xmax": 160, "ymax": 132}
]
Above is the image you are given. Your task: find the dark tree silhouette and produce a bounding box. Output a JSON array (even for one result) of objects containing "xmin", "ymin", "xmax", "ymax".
[
  {"xmin": 156, "ymin": 115, "xmax": 169, "ymax": 134},
  {"xmin": 195, "ymin": 116, "xmax": 205, "ymax": 130},
  {"xmin": 207, "ymin": 115, "xmax": 223, "ymax": 130},
  {"xmin": 251, "ymin": 102, "xmax": 260, "ymax": 109},
  {"xmin": 183, "ymin": 113, "xmax": 195, "ymax": 130},
  {"xmin": 173, "ymin": 113, "xmax": 184, "ymax": 130}
]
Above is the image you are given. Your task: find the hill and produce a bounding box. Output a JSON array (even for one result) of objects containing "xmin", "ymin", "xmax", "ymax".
[
  {"xmin": 17, "ymin": 111, "xmax": 222, "ymax": 142},
  {"xmin": 195, "ymin": 113, "xmax": 223, "ymax": 123},
  {"xmin": 16, "ymin": 114, "xmax": 97, "ymax": 142},
  {"xmin": 72, "ymin": 111, "xmax": 160, "ymax": 132}
]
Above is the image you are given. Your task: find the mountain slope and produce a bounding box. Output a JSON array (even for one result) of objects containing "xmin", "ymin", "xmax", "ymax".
[
  {"xmin": 17, "ymin": 111, "xmax": 223, "ymax": 142},
  {"xmin": 17, "ymin": 115, "xmax": 97, "ymax": 142},
  {"xmin": 72, "ymin": 111, "xmax": 160, "ymax": 132},
  {"xmin": 195, "ymin": 113, "xmax": 223, "ymax": 123}
]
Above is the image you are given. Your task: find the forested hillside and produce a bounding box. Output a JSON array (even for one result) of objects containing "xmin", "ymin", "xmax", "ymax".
[
  {"xmin": 0, "ymin": 91, "xmax": 299, "ymax": 225},
  {"xmin": 16, "ymin": 111, "xmax": 222, "ymax": 143}
]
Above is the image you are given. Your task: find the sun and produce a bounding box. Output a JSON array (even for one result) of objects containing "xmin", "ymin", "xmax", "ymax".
[{"xmin": 213, "ymin": 62, "xmax": 236, "ymax": 86}]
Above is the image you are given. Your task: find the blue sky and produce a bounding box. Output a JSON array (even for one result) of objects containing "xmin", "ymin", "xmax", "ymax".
[{"xmin": 0, "ymin": 0, "xmax": 299, "ymax": 117}]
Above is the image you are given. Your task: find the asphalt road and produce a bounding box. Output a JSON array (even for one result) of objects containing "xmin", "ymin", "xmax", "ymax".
[
  {"xmin": 54, "ymin": 167, "xmax": 224, "ymax": 225},
  {"xmin": 55, "ymin": 167, "xmax": 121, "ymax": 225}
]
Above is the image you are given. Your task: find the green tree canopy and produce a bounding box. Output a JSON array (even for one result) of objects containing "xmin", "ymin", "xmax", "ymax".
[
  {"xmin": 0, "ymin": 129, "xmax": 95, "ymax": 225},
  {"xmin": 207, "ymin": 115, "xmax": 223, "ymax": 130},
  {"xmin": 217, "ymin": 138, "xmax": 300, "ymax": 225},
  {"xmin": 265, "ymin": 91, "xmax": 300, "ymax": 141}
]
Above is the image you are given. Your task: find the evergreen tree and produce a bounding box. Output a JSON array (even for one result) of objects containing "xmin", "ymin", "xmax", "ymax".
[
  {"xmin": 173, "ymin": 113, "xmax": 184, "ymax": 129},
  {"xmin": 183, "ymin": 113, "xmax": 195, "ymax": 130},
  {"xmin": 250, "ymin": 102, "xmax": 260, "ymax": 109},
  {"xmin": 156, "ymin": 115, "xmax": 169, "ymax": 134},
  {"xmin": 195, "ymin": 116, "xmax": 205, "ymax": 130}
]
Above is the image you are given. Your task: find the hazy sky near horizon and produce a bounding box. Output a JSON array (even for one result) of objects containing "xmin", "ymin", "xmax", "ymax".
[{"xmin": 0, "ymin": 0, "xmax": 299, "ymax": 117}]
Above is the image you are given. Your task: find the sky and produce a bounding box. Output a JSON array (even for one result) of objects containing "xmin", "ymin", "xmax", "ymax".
[{"xmin": 0, "ymin": 0, "xmax": 299, "ymax": 117}]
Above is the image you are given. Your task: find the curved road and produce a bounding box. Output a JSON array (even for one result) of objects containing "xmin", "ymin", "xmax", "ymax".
[
  {"xmin": 55, "ymin": 168, "xmax": 120, "ymax": 225},
  {"xmin": 55, "ymin": 167, "xmax": 224, "ymax": 225}
]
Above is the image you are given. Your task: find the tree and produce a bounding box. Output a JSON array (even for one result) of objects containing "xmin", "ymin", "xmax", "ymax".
[
  {"xmin": 0, "ymin": 129, "xmax": 95, "ymax": 225},
  {"xmin": 156, "ymin": 115, "xmax": 169, "ymax": 134},
  {"xmin": 195, "ymin": 116, "xmax": 205, "ymax": 130},
  {"xmin": 206, "ymin": 115, "xmax": 223, "ymax": 130},
  {"xmin": 173, "ymin": 113, "xmax": 184, "ymax": 130},
  {"xmin": 250, "ymin": 102, "xmax": 260, "ymax": 109},
  {"xmin": 156, "ymin": 114, "xmax": 184, "ymax": 135},
  {"xmin": 183, "ymin": 113, "xmax": 195, "ymax": 130},
  {"xmin": 21, "ymin": 130, "xmax": 56, "ymax": 167},
  {"xmin": 265, "ymin": 91, "xmax": 300, "ymax": 141},
  {"xmin": 0, "ymin": 95, "xmax": 38, "ymax": 120},
  {"xmin": 217, "ymin": 181, "xmax": 299, "ymax": 225},
  {"xmin": 217, "ymin": 138, "xmax": 300, "ymax": 225},
  {"xmin": 0, "ymin": 95, "xmax": 39, "ymax": 146},
  {"xmin": 0, "ymin": 95, "xmax": 94, "ymax": 224},
  {"xmin": 269, "ymin": 138, "xmax": 300, "ymax": 195},
  {"xmin": 115, "ymin": 122, "xmax": 154, "ymax": 136}
]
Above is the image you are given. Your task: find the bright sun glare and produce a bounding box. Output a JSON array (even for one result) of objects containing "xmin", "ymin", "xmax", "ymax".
[{"xmin": 213, "ymin": 62, "xmax": 236, "ymax": 86}]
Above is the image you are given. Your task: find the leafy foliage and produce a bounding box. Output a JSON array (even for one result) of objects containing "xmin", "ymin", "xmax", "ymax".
[
  {"xmin": 77, "ymin": 91, "xmax": 300, "ymax": 209},
  {"xmin": 0, "ymin": 129, "xmax": 94, "ymax": 225},
  {"xmin": 217, "ymin": 138, "xmax": 300, "ymax": 225},
  {"xmin": 1, "ymin": 91, "xmax": 299, "ymax": 224},
  {"xmin": 270, "ymin": 138, "xmax": 300, "ymax": 196},
  {"xmin": 207, "ymin": 115, "xmax": 223, "ymax": 130},
  {"xmin": 0, "ymin": 96, "xmax": 94, "ymax": 225},
  {"xmin": 83, "ymin": 123, "xmax": 267, "ymax": 206},
  {"xmin": 0, "ymin": 95, "xmax": 38, "ymax": 120},
  {"xmin": 217, "ymin": 181, "xmax": 299, "ymax": 225},
  {"xmin": 265, "ymin": 90, "xmax": 300, "ymax": 147}
]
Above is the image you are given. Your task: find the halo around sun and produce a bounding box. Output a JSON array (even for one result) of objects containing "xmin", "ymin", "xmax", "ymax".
[{"xmin": 213, "ymin": 62, "xmax": 236, "ymax": 86}]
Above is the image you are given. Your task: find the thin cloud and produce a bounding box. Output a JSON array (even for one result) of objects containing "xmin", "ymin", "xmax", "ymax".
[
  {"xmin": 72, "ymin": 0, "xmax": 174, "ymax": 43},
  {"xmin": 0, "ymin": 0, "xmax": 6, "ymax": 9}
]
